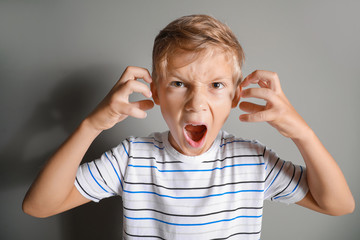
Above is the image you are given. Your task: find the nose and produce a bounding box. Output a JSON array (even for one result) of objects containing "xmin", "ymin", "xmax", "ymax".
[{"xmin": 184, "ymin": 89, "xmax": 207, "ymax": 112}]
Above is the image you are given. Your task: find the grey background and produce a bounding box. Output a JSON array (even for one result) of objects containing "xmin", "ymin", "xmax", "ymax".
[{"xmin": 1, "ymin": 0, "xmax": 359, "ymax": 239}]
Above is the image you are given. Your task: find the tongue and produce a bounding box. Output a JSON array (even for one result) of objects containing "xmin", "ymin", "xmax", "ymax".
[{"xmin": 185, "ymin": 125, "xmax": 207, "ymax": 142}]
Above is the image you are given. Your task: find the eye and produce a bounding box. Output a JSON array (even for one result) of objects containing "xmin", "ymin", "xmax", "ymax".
[
  {"xmin": 170, "ymin": 81, "xmax": 185, "ymax": 88},
  {"xmin": 211, "ymin": 82, "xmax": 224, "ymax": 89}
]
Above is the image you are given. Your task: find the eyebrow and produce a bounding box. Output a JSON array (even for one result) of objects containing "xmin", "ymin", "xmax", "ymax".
[{"xmin": 168, "ymin": 73, "xmax": 233, "ymax": 83}]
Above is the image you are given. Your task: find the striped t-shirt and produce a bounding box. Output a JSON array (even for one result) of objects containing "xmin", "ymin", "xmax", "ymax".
[{"xmin": 75, "ymin": 130, "xmax": 308, "ymax": 239}]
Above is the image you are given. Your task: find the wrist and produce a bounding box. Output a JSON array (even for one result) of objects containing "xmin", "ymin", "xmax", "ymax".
[
  {"xmin": 291, "ymin": 125, "xmax": 316, "ymax": 145},
  {"xmin": 80, "ymin": 118, "xmax": 103, "ymax": 138}
]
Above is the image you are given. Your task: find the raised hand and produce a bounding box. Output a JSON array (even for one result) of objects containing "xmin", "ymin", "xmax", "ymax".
[
  {"xmin": 239, "ymin": 70, "xmax": 309, "ymax": 139},
  {"xmin": 87, "ymin": 66, "xmax": 154, "ymax": 131}
]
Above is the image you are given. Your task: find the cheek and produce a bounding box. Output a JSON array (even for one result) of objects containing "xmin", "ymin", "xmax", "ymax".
[
  {"xmin": 214, "ymin": 102, "xmax": 232, "ymax": 117},
  {"xmin": 162, "ymin": 89, "xmax": 186, "ymax": 108},
  {"xmin": 210, "ymin": 94, "xmax": 233, "ymax": 120},
  {"xmin": 159, "ymin": 92, "xmax": 184, "ymax": 120},
  {"xmin": 211, "ymin": 91, "xmax": 234, "ymax": 108}
]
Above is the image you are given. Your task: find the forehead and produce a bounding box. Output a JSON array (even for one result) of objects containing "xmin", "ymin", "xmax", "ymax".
[{"xmin": 166, "ymin": 49, "xmax": 234, "ymax": 81}]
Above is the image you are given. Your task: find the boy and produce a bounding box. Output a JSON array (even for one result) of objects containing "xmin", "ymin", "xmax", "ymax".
[{"xmin": 23, "ymin": 15, "xmax": 354, "ymax": 239}]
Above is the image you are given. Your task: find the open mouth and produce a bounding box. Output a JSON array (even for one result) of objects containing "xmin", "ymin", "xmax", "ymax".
[{"xmin": 184, "ymin": 124, "xmax": 207, "ymax": 148}]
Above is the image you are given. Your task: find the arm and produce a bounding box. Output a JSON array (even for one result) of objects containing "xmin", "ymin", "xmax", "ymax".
[
  {"xmin": 22, "ymin": 66, "xmax": 154, "ymax": 218},
  {"xmin": 239, "ymin": 70, "xmax": 355, "ymax": 216}
]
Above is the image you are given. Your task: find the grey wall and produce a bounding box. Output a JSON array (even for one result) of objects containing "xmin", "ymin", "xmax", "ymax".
[{"xmin": 1, "ymin": 0, "xmax": 359, "ymax": 239}]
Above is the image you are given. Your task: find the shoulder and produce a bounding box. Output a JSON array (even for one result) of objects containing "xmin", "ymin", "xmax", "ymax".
[
  {"xmin": 218, "ymin": 130, "xmax": 266, "ymax": 155},
  {"xmin": 116, "ymin": 132, "xmax": 166, "ymax": 154}
]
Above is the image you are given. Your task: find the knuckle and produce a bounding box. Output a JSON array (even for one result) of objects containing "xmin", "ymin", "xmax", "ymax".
[
  {"xmin": 247, "ymin": 88, "xmax": 256, "ymax": 95},
  {"xmin": 277, "ymin": 105, "xmax": 287, "ymax": 116},
  {"xmin": 144, "ymin": 68, "xmax": 151, "ymax": 76},
  {"xmin": 272, "ymin": 71, "xmax": 279, "ymax": 79},
  {"xmin": 241, "ymin": 89, "xmax": 249, "ymax": 97},
  {"xmin": 127, "ymin": 106, "xmax": 136, "ymax": 115},
  {"xmin": 120, "ymin": 103, "xmax": 134, "ymax": 116},
  {"xmin": 254, "ymin": 69, "xmax": 260, "ymax": 74},
  {"xmin": 109, "ymin": 94, "xmax": 122, "ymax": 107},
  {"xmin": 124, "ymin": 66, "xmax": 135, "ymax": 73},
  {"xmin": 123, "ymin": 79, "xmax": 136, "ymax": 89},
  {"xmin": 257, "ymin": 111, "xmax": 266, "ymax": 120},
  {"xmin": 261, "ymin": 88, "xmax": 272, "ymax": 98}
]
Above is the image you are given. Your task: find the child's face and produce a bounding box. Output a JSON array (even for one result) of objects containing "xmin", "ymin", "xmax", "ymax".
[{"xmin": 152, "ymin": 50, "xmax": 241, "ymax": 156}]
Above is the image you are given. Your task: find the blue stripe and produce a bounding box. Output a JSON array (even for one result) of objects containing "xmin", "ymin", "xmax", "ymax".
[
  {"xmin": 122, "ymin": 189, "xmax": 263, "ymax": 199},
  {"xmin": 129, "ymin": 140, "xmax": 164, "ymax": 150},
  {"xmin": 220, "ymin": 140, "xmax": 251, "ymax": 148},
  {"xmin": 274, "ymin": 166, "xmax": 304, "ymax": 200},
  {"xmin": 264, "ymin": 161, "xmax": 285, "ymax": 193},
  {"xmin": 124, "ymin": 214, "xmax": 262, "ymax": 226},
  {"xmin": 122, "ymin": 142, "xmax": 129, "ymax": 157},
  {"xmin": 128, "ymin": 162, "xmax": 264, "ymax": 173},
  {"xmin": 87, "ymin": 163, "xmax": 109, "ymax": 193},
  {"xmin": 104, "ymin": 152, "xmax": 124, "ymax": 190}
]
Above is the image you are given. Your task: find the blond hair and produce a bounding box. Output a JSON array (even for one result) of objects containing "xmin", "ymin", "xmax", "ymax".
[{"xmin": 152, "ymin": 14, "xmax": 245, "ymax": 84}]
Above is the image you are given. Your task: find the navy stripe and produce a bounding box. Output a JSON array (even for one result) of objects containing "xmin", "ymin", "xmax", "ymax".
[
  {"xmin": 129, "ymin": 140, "xmax": 164, "ymax": 150},
  {"xmin": 124, "ymin": 214, "xmax": 262, "ymax": 226},
  {"xmin": 262, "ymin": 147, "xmax": 266, "ymax": 157},
  {"xmin": 272, "ymin": 163, "xmax": 295, "ymax": 200},
  {"xmin": 94, "ymin": 161, "xmax": 108, "ymax": 186},
  {"xmin": 156, "ymin": 160, "xmax": 183, "ymax": 164},
  {"xmin": 87, "ymin": 163, "xmax": 110, "ymax": 193},
  {"xmin": 124, "ymin": 205, "xmax": 263, "ymax": 218},
  {"xmin": 127, "ymin": 162, "xmax": 264, "ymax": 173},
  {"xmin": 210, "ymin": 231, "xmax": 261, "ymax": 240},
  {"xmin": 124, "ymin": 231, "xmax": 165, "ymax": 239},
  {"xmin": 75, "ymin": 177, "xmax": 100, "ymax": 201},
  {"xmin": 104, "ymin": 152, "xmax": 124, "ymax": 190},
  {"xmin": 124, "ymin": 179, "xmax": 264, "ymax": 191},
  {"xmin": 109, "ymin": 150, "xmax": 125, "ymax": 180},
  {"xmin": 133, "ymin": 136, "xmax": 164, "ymax": 144},
  {"xmin": 130, "ymin": 155, "xmax": 182, "ymax": 164},
  {"xmin": 265, "ymin": 161, "xmax": 285, "ymax": 193},
  {"xmin": 122, "ymin": 142, "xmax": 129, "ymax": 157},
  {"xmin": 219, "ymin": 139, "xmax": 252, "ymax": 147},
  {"xmin": 202, "ymin": 154, "xmax": 264, "ymax": 164},
  {"xmin": 265, "ymin": 157, "xmax": 280, "ymax": 181},
  {"xmin": 122, "ymin": 189, "xmax": 263, "ymax": 200},
  {"xmin": 130, "ymin": 154, "xmax": 263, "ymax": 165},
  {"xmin": 274, "ymin": 166, "xmax": 304, "ymax": 200}
]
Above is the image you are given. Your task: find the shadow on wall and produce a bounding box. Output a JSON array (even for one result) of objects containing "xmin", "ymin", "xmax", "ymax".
[{"xmin": 0, "ymin": 66, "xmax": 124, "ymax": 239}]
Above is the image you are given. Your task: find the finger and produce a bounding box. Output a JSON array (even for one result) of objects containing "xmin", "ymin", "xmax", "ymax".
[
  {"xmin": 131, "ymin": 99, "xmax": 155, "ymax": 112},
  {"xmin": 239, "ymin": 101, "xmax": 265, "ymax": 113},
  {"xmin": 239, "ymin": 109, "xmax": 274, "ymax": 122},
  {"xmin": 241, "ymin": 87, "xmax": 276, "ymax": 102},
  {"xmin": 241, "ymin": 70, "xmax": 281, "ymax": 91},
  {"xmin": 122, "ymin": 103, "xmax": 150, "ymax": 119},
  {"xmin": 126, "ymin": 100, "xmax": 154, "ymax": 119},
  {"xmin": 121, "ymin": 80, "xmax": 152, "ymax": 98},
  {"xmin": 119, "ymin": 66, "xmax": 153, "ymax": 84}
]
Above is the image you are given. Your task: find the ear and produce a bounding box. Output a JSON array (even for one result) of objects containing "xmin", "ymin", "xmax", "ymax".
[
  {"xmin": 150, "ymin": 81, "xmax": 160, "ymax": 105},
  {"xmin": 231, "ymin": 85, "xmax": 242, "ymax": 108}
]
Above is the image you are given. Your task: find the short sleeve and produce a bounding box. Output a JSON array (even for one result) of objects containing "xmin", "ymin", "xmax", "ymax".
[
  {"xmin": 263, "ymin": 148, "xmax": 308, "ymax": 204},
  {"xmin": 75, "ymin": 139, "xmax": 130, "ymax": 202}
]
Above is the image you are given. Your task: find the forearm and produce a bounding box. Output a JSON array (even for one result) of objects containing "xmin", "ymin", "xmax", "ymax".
[
  {"xmin": 239, "ymin": 70, "xmax": 354, "ymax": 215},
  {"xmin": 23, "ymin": 119, "xmax": 101, "ymax": 216},
  {"xmin": 292, "ymin": 128, "xmax": 355, "ymax": 215}
]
